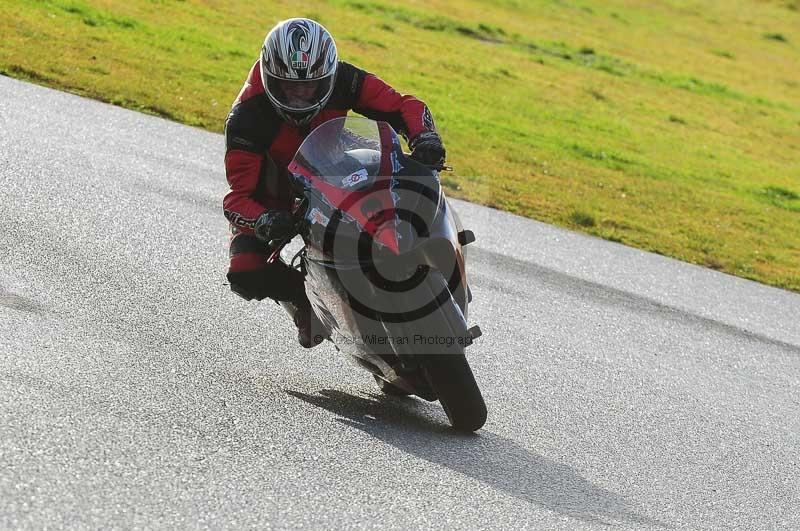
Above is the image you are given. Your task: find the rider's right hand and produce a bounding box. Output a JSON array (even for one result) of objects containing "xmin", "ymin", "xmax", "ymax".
[{"xmin": 254, "ymin": 210, "xmax": 295, "ymax": 243}]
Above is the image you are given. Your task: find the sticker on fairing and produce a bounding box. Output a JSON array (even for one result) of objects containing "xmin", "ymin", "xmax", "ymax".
[
  {"xmin": 309, "ymin": 207, "xmax": 330, "ymax": 226},
  {"xmin": 341, "ymin": 168, "xmax": 369, "ymax": 188}
]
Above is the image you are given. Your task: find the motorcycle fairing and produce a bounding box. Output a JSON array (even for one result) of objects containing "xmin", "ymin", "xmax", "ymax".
[{"xmin": 285, "ymin": 117, "xmax": 471, "ymax": 390}]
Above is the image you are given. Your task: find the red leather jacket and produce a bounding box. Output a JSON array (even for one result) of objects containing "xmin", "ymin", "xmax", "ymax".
[{"xmin": 223, "ymin": 60, "xmax": 438, "ymax": 234}]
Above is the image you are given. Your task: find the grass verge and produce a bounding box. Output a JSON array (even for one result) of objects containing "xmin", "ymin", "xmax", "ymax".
[{"xmin": 1, "ymin": 0, "xmax": 799, "ymax": 290}]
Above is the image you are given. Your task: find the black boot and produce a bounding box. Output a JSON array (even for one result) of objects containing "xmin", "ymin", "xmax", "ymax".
[{"xmin": 279, "ymin": 299, "xmax": 325, "ymax": 348}]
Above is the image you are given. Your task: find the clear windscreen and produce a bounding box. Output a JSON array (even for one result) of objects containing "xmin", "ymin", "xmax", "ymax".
[{"xmin": 290, "ymin": 117, "xmax": 392, "ymax": 188}]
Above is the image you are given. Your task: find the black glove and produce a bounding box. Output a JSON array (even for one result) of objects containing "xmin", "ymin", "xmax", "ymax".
[
  {"xmin": 253, "ymin": 210, "xmax": 296, "ymax": 243},
  {"xmin": 409, "ymin": 131, "xmax": 446, "ymax": 166}
]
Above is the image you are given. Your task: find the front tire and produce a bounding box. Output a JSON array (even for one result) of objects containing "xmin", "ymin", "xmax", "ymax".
[
  {"xmin": 424, "ymin": 353, "xmax": 487, "ymax": 432},
  {"xmin": 382, "ymin": 270, "xmax": 487, "ymax": 431}
]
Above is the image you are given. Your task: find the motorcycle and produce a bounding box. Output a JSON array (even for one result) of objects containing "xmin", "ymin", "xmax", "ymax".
[{"xmin": 273, "ymin": 117, "xmax": 486, "ymax": 432}]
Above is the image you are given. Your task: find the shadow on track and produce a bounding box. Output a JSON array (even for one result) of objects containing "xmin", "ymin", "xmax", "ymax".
[
  {"xmin": 287, "ymin": 388, "xmax": 662, "ymax": 527},
  {"xmin": 0, "ymin": 288, "xmax": 47, "ymax": 315}
]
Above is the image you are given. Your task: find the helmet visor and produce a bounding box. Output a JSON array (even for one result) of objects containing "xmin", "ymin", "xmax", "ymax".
[{"xmin": 266, "ymin": 74, "xmax": 334, "ymax": 112}]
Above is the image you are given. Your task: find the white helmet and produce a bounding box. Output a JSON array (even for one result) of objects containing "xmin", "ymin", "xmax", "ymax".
[{"xmin": 260, "ymin": 18, "xmax": 338, "ymax": 127}]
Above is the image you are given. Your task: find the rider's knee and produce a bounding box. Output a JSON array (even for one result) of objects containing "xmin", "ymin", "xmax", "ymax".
[
  {"xmin": 228, "ymin": 233, "xmax": 271, "ymax": 300},
  {"xmin": 227, "ymin": 268, "xmax": 269, "ymax": 301},
  {"xmin": 227, "ymin": 234, "xmax": 305, "ymax": 302}
]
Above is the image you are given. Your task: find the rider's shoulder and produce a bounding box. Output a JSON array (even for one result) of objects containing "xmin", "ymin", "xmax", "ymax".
[
  {"xmin": 232, "ymin": 60, "xmax": 267, "ymax": 107},
  {"xmin": 226, "ymin": 61, "xmax": 280, "ymax": 149},
  {"xmin": 329, "ymin": 61, "xmax": 369, "ymax": 108}
]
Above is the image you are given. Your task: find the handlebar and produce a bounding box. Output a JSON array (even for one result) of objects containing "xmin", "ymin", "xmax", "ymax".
[{"xmin": 403, "ymin": 152, "xmax": 452, "ymax": 172}]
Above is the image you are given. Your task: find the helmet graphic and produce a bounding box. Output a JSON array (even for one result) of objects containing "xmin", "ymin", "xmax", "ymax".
[{"xmin": 260, "ymin": 18, "xmax": 338, "ymax": 127}]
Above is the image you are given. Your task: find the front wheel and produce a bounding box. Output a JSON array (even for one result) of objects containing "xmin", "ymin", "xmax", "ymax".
[
  {"xmin": 388, "ymin": 270, "xmax": 487, "ymax": 431},
  {"xmin": 424, "ymin": 353, "xmax": 487, "ymax": 432}
]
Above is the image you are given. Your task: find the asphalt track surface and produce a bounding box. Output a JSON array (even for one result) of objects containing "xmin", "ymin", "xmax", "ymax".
[{"xmin": 1, "ymin": 76, "xmax": 799, "ymax": 530}]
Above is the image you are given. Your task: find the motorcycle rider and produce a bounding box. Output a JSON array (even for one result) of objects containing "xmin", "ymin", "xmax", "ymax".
[{"xmin": 223, "ymin": 18, "xmax": 446, "ymax": 348}]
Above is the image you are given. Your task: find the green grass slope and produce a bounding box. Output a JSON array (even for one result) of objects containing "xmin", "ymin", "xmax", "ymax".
[{"xmin": 2, "ymin": 0, "xmax": 799, "ymax": 290}]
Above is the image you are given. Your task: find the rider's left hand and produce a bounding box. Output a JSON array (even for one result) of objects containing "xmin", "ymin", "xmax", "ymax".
[{"xmin": 410, "ymin": 131, "xmax": 446, "ymax": 166}]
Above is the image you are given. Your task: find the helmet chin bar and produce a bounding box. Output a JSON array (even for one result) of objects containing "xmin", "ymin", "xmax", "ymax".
[
  {"xmin": 264, "ymin": 75, "xmax": 334, "ymax": 127},
  {"xmin": 275, "ymin": 104, "xmax": 321, "ymax": 127}
]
